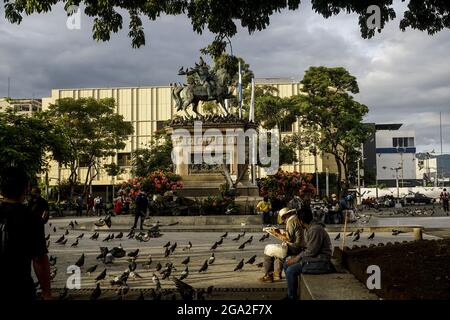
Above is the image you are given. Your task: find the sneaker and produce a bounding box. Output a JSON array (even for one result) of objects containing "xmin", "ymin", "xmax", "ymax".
[
  {"xmin": 258, "ymin": 274, "xmax": 273, "ymax": 283},
  {"xmin": 273, "ymin": 272, "xmax": 282, "ymax": 281}
]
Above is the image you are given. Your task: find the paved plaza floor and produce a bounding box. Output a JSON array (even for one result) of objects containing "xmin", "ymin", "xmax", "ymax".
[{"xmin": 43, "ymin": 216, "xmax": 441, "ymax": 299}]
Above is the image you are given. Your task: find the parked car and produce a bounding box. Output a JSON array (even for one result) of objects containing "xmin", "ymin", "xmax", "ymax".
[{"xmin": 401, "ymin": 193, "xmax": 434, "ymax": 205}]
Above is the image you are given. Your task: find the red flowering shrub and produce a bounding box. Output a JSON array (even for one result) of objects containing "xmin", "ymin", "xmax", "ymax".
[
  {"xmin": 258, "ymin": 170, "xmax": 316, "ymax": 202},
  {"xmin": 119, "ymin": 171, "xmax": 183, "ymax": 197}
]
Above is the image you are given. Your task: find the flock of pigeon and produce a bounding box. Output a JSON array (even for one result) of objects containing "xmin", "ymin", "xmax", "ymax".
[
  {"xmin": 45, "ymin": 219, "xmax": 272, "ymax": 301},
  {"xmin": 332, "ymin": 228, "xmax": 406, "ymax": 242}
]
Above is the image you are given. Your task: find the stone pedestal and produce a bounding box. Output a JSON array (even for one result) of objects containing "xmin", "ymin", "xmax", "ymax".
[{"xmin": 166, "ymin": 117, "xmax": 261, "ymax": 212}]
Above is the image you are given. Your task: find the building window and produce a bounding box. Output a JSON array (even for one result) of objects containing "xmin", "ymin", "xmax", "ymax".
[
  {"xmin": 156, "ymin": 121, "xmax": 166, "ymax": 131},
  {"xmin": 280, "ymin": 120, "xmax": 293, "ymax": 133},
  {"xmin": 118, "ymin": 153, "xmax": 131, "ymax": 167},
  {"xmin": 393, "ymin": 137, "xmax": 414, "ymax": 148}
]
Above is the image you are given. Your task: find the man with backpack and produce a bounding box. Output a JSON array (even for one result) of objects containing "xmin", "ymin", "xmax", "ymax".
[
  {"xmin": 0, "ymin": 167, "xmax": 51, "ymax": 300},
  {"xmin": 440, "ymin": 188, "xmax": 449, "ymax": 215}
]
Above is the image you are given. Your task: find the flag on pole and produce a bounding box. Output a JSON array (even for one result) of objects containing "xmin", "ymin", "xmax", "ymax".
[
  {"xmin": 250, "ymin": 77, "xmax": 255, "ymax": 122},
  {"xmin": 238, "ymin": 60, "xmax": 243, "ymax": 118}
]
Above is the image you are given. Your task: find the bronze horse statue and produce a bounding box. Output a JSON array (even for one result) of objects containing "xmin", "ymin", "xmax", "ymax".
[{"xmin": 171, "ymin": 65, "xmax": 234, "ymax": 117}]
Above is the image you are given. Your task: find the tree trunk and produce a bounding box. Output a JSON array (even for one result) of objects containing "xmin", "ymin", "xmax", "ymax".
[{"xmin": 334, "ymin": 154, "xmax": 343, "ymax": 197}]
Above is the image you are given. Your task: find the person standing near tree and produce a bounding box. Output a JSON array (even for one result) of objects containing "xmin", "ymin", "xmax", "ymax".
[
  {"xmin": 440, "ymin": 188, "xmax": 449, "ymax": 215},
  {"xmin": 28, "ymin": 187, "xmax": 50, "ymax": 224},
  {"xmin": 256, "ymin": 196, "xmax": 273, "ymax": 226},
  {"xmin": 132, "ymin": 191, "xmax": 148, "ymax": 230},
  {"xmin": 75, "ymin": 194, "xmax": 83, "ymax": 217},
  {"xmin": 0, "ymin": 167, "xmax": 52, "ymax": 300},
  {"xmin": 86, "ymin": 194, "xmax": 94, "ymax": 216}
]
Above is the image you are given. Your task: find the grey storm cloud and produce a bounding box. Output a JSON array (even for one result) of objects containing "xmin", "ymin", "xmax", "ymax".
[{"xmin": 0, "ymin": 2, "xmax": 448, "ymax": 153}]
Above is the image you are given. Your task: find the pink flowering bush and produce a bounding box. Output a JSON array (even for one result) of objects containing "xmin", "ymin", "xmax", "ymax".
[
  {"xmin": 119, "ymin": 171, "xmax": 183, "ymax": 197},
  {"xmin": 258, "ymin": 170, "xmax": 316, "ymax": 202}
]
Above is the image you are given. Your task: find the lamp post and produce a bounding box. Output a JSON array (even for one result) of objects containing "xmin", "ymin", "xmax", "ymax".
[{"xmin": 390, "ymin": 166, "xmax": 402, "ymax": 199}]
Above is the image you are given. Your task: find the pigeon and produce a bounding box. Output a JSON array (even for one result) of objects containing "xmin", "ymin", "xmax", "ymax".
[
  {"xmin": 59, "ymin": 239, "xmax": 67, "ymax": 245},
  {"xmin": 208, "ymin": 253, "xmax": 215, "ymax": 265},
  {"xmin": 161, "ymin": 267, "xmax": 172, "ymax": 280},
  {"xmin": 53, "ymin": 226, "xmax": 57, "ymax": 233},
  {"xmin": 259, "ymin": 233, "xmax": 269, "ymax": 242},
  {"xmin": 152, "ymin": 273, "xmax": 161, "ymax": 290},
  {"xmin": 129, "ymin": 260, "xmax": 137, "ymax": 272},
  {"xmin": 50, "ymin": 267, "xmax": 57, "ymax": 280},
  {"xmin": 142, "ymin": 256, "xmax": 153, "ymax": 268},
  {"xmin": 75, "ymin": 254, "xmax": 85, "ymax": 267},
  {"xmin": 55, "ymin": 235, "xmax": 65, "ymax": 244},
  {"xmin": 115, "ymin": 232, "xmax": 123, "ymax": 239},
  {"xmin": 155, "ymin": 262, "xmax": 162, "ymax": 272},
  {"xmin": 69, "ymin": 221, "xmax": 74, "ymax": 229},
  {"xmin": 110, "ymin": 245, "xmax": 126, "ymax": 258},
  {"xmin": 392, "ymin": 229, "xmax": 402, "ymax": 236},
  {"xmin": 234, "ymin": 259, "xmax": 244, "ymax": 271},
  {"xmin": 256, "ymin": 262, "xmax": 264, "ymax": 268},
  {"xmin": 95, "ymin": 269, "xmax": 107, "ymax": 281},
  {"xmin": 238, "ymin": 242, "xmax": 246, "ymax": 250},
  {"xmin": 49, "ymin": 256, "xmax": 57, "ymax": 266},
  {"xmin": 244, "ymin": 236, "xmax": 253, "ymax": 245},
  {"xmin": 164, "ymin": 247, "xmax": 171, "ymax": 257},
  {"xmin": 352, "ymin": 233, "xmax": 360, "ymax": 242},
  {"xmin": 334, "ymin": 233, "xmax": 341, "ymax": 240},
  {"xmin": 206, "ymin": 285, "xmax": 214, "ymax": 295},
  {"xmin": 346, "ymin": 232, "xmax": 354, "ymax": 237},
  {"xmin": 90, "ymin": 283, "xmax": 101, "ymax": 300},
  {"xmin": 172, "ymin": 277, "xmax": 195, "ymax": 301},
  {"xmin": 86, "ymin": 265, "xmax": 98, "ymax": 274},
  {"xmin": 163, "ymin": 241, "xmax": 171, "ymax": 248},
  {"xmin": 71, "ymin": 239, "xmax": 79, "ymax": 247},
  {"xmin": 210, "ymin": 242, "xmax": 219, "ymax": 251},
  {"xmin": 65, "ymin": 229, "xmax": 69, "ymax": 236},
  {"xmin": 169, "ymin": 242, "xmax": 177, "ymax": 253},
  {"xmin": 198, "ymin": 260, "xmax": 208, "ymax": 273},
  {"xmin": 181, "ymin": 256, "xmax": 190, "ymax": 265},
  {"xmin": 102, "ymin": 234, "xmax": 112, "ymax": 242},
  {"xmin": 216, "ymin": 238, "xmax": 224, "ymax": 245},
  {"xmin": 104, "ymin": 253, "xmax": 114, "ymax": 265},
  {"xmin": 45, "ymin": 234, "xmax": 50, "ymax": 241},
  {"xmin": 368, "ymin": 232, "xmax": 375, "ymax": 240},
  {"xmin": 110, "ymin": 271, "xmax": 129, "ymax": 286},
  {"xmin": 232, "ymin": 234, "xmax": 241, "ymax": 241},
  {"xmin": 127, "ymin": 249, "xmax": 139, "ymax": 258},
  {"xmin": 74, "ymin": 220, "xmax": 78, "ymax": 226},
  {"xmin": 180, "ymin": 266, "xmax": 189, "ymax": 280},
  {"xmin": 130, "ymin": 271, "xmax": 143, "ymax": 279},
  {"xmin": 183, "ymin": 241, "xmax": 192, "ymax": 251},
  {"xmin": 245, "ymin": 255, "xmax": 257, "ymax": 264},
  {"xmin": 221, "ymin": 232, "xmax": 228, "ymax": 238},
  {"xmin": 59, "ymin": 287, "xmax": 68, "ymax": 300},
  {"xmin": 76, "ymin": 233, "xmax": 84, "ymax": 240},
  {"xmin": 49, "ymin": 223, "xmax": 52, "ymax": 227},
  {"xmin": 168, "ymin": 222, "xmax": 179, "ymax": 226},
  {"xmin": 90, "ymin": 232, "xmax": 99, "ymax": 240},
  {"xmin": 240, "ymin": 231, "xmax": 246, "ymax": 237},
  {"xmin": 126, "ymin": 229, "xmax": 135, "ymax": 239}
]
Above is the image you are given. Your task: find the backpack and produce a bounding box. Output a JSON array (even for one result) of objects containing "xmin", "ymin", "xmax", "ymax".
[
  {"xmin": 442, "ymin": 192, "xmax": 449, "ymax": 200},
  {"xmin": 0, "ymin": 203, "xmax": 9, "ymax": 255}
]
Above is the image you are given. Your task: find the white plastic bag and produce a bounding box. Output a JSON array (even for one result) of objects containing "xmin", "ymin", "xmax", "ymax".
[{"xmin": 264, "ymin": 243, "xmax": 288, "ymax": 259}]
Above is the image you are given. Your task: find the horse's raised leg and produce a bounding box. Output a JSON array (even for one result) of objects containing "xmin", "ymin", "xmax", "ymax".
[{"xmin": 218, "ymin": 98, "xmax": 229, "ymax": 115}]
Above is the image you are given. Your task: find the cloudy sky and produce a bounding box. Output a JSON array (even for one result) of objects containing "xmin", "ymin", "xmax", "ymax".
[{"xmin": 0, "ymin": 2, "xmax": 449, "ymax": 154}]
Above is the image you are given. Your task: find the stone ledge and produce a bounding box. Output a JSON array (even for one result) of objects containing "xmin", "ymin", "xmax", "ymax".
[{"xmin": 299, "ymin": 269, "xmax": 379, "ymax": 300}]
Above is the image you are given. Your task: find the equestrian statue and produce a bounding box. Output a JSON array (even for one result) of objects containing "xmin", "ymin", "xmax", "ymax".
[{"xmin": 171, "ymin": 57, "xmax": 234, "ymax": 117}]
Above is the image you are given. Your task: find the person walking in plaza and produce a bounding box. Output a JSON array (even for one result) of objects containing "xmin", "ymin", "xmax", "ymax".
[
  {"xmin": 75, "ymin": 194, "xmax": 83, "ymax": 217},
  {"xmin": 283, "ymin": 207, "xmax": 334, "ymax": 300},
  {"xmin": 440, "ymin": 188, "xmax": 449, "ymax": 215},
  {"xmin": 259, "ymin": 207, "xmax": 305, "ymax": 283},
  {"xmin": 0, "ymin": 167, "xmax": 52, "ymax": 300},
  {"xmin": 256, "ymin": 196, "xmax": 273, "ymax": 225},
  {"xmin": 114, "ymin": 195, "xmax": 123, "ymax": 216},
  {"xmin": 28, "ymin": 187, "xmax": 50, "ymax": 224},
  {"xmin": 86, "ymin": 194, "xmax": 94, "ymax": 216},
  {"xmin": 132, "ymin": 191, "xmax": 148, "ymax": 230}
]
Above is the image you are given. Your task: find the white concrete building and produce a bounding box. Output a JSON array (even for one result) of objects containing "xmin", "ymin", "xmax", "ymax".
[{"xmin": 375, "ymin": 124, "xmax": 417, "ymax": 187}]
